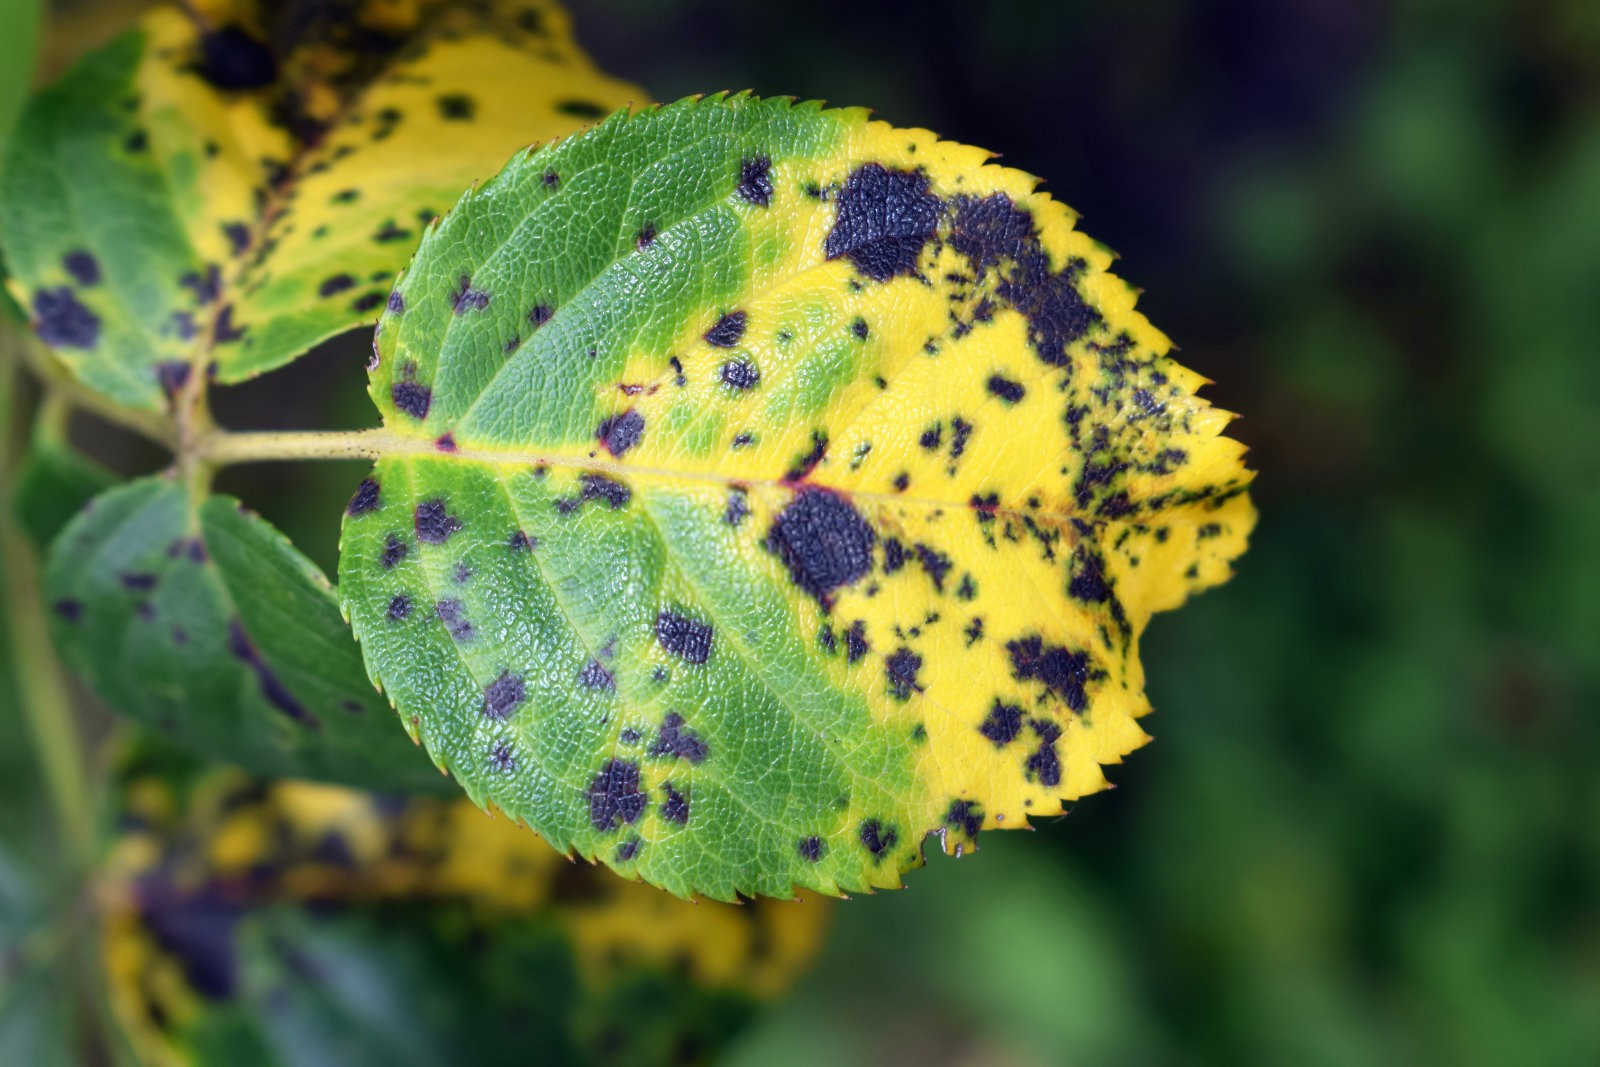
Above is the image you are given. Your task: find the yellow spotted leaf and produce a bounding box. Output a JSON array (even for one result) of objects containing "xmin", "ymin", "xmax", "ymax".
[
  {"xmin": 339, "ymin": 95, "xmax": 1257, "ymax": 900},
  {"xmin": 0, "ymin": 0, "xmax": 642, "ymax": 409}
]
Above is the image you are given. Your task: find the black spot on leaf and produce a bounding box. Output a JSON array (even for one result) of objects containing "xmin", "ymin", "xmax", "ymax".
[
  {"xmin": 945, "ymin": 799, "xmax": 982, "ymax": 837},
  {"xmin": 414, "ymin": 499, "xmax": 462, "ymax": 544},
  {"xmin": 660, "ymin": 783, "xmax": 690, "ymax": 824},
  {"xmin": 436, "ymin": 93, "xmax": 475, "ymax": 120},
  {"xmin": 978, "ymin": 699, "xmax": 1023, "ymax": 745},
  {"xmin": 528, "ymin": 303, "xmax": 553, "ymax": 327},
  {"xmin": 579, "ymin": 659, "xmax": 615, "ymax": 690},
  {"xmin": 227, "ymin": 620, "xmax": 315, "ymax": 728},
  {"xmin": 489, "ymin": 742, "xmax": 517, "ymax": 774},
  {"xmin": 766, "ymin": 489, "xmax": 876, "ymax": 605},
  {"xmin": 54, "ymin": 599, "xmax": 83, "ymax": 623},
  {"xmin": 391, "ymin": 382, "xmax": 431, "ymax": 418},
  {"xmin": 1068, "ymin": 550, "xmax": 1112, "ymax": 602},
  {"xmin": 435, "ymin": 599, "xmax": 474, "ymax": 641},
  {"xmin": 704, "ymin": 310, "xmax": 748, "ymax": 348},
  {"xmin": 1024, "ymin": 718, "xmax": 1063, "ymax": 786},
  {"xmin": 156, "ymin": 361, "xmax": 191, "ymax": 397},
  {"xmin": 724, "ymin": 488, "xmax": 749, "ymax": 527},
  {"xmin": 62, "ymin": 250, "xmax": 100, "ymax": 286},
  {"xmin": 1006, "ymin": 636, "xmax": 1090, "ymax": 711},
  {"xmin": 824, "ymin": 164, "xmax": 942, "ymax": 282},
  {"xmin": 986, "ymin": 374, "xmax": 1025, "ymax": 403},
  {"xmin": 737, "ymin": 155, "xmax": 773, "ymax": 206},
  {"xmin": 858, "ymin": 818, "xmax": 898, "ymax": 859},
  {"xmin": 845, "ymin": 620, "xmax": 869, "ymax": 663},
  {"xmin": 885, "ymin": 647, "xmax": 922, "ymax": 700},
  {"xmin": 221, "ymin": 222, "xmax": 251, "ymax": 256},
  {"xmin": 198, "ymin": 25, "xmax": 276, "ymax": 90},
  {"xmin": 381, "ymin": 533, "xmax": 408, "ymax": 568},
  {"xmin": 386, "ymin": 291, "xmax": 405, "ymax": 314},
  {"xmin": 318, "ymin": 274, "xmax": 356, "ymax": 298},
  {"xmin": 587, "ymin": 759, "xmax": 647, "ymax": 830},
  {"xmin": 33, "ymin": 288, "xmax": 99, "ymax": 348},
  {"xmin": 451, "ymin": 274, "xmax": 490, "ymax": 313},
  {"xmin": 556, "ymin": 99, "xmax": 607, "ymax": 119},
  {"xmin": 346, "ymin": 478, "xmax": 380, "ymax": 516},
  {"xmin": 386, "ymin": 595, "xmax": 410, "ymax": 621},
  {"xmin": 798, "ymin": 836, "xmax": 825, "ymax": 862},
  {"xmin": 649, "ymin": 712, "xmax": 708, "ymax": 764},
  {"xmin": 483, "ymin": 671, "xmax": 526, "ymax": 719},
  {"xmin": 656, "ymin": 612, "xmax": 713, "ymax": 664},
  {"xmin": 720, "ymin": 359, "xmax": 759, "ymax": 390},
  {"xmin": 597, "ymin": 410, "xmax": 645, "ymax": 456}
]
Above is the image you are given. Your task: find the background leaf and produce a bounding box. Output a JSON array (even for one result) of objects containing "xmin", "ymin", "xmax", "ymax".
[
  {"xmin": 0, "ymin": 0, "xmax": 642, "ymax": 410},
  {"xmin": 46, "ymin": 475, "xmax": 448, "ymax": 789},
  {"xmin": 341, "ymin": 95, "xmax": 1254, "ymax": 899},
  {"xmin": 10, "ymin": 426, "xmax": 118, "ymax": 550},
  {"xmin": 100, "ymin": 755, "xmax": 829, "ymax": 1066}
]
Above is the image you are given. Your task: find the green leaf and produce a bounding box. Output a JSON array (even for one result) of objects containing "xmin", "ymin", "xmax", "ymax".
[
  {"xmin": 340, "ymin": 95, "xmax": 1257, "ymax": 899},
  {"xmin": 0, "ymin": 1, "xmax": 641, "ymax": 410},
  {"xmin": 0, "ymin": 0, "xmax": 39, "ymax": 153},
  {"xmin": 9, "ymin": 434, "xmax": 117, "ymax": 550},
  {"xmin": 45, "ymin": 475, "xmax": 447, "ymax": 789},
  {"xmin": 100, "ymin": 766, "xmax": 828, "ymax": 1066}
]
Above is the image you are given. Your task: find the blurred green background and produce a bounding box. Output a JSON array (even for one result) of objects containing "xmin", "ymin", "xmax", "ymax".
[
  {"xmin": 564, "ymin": 1, "xmax": 1600, "ymax": 1063},
  {"xmin": 8, "ymin": 0, "xmax": 1600, "ymax": 1063}
]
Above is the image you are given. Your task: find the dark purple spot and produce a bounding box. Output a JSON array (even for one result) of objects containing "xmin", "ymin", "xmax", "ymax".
[
  {"xmin": 766, "ymin": 488, "xmax": 876, "ymax": 605},
  {"xmin": 737, "ymin": 155, "xmax": 773, "ymax": 206},
  {"xmin": 198, "ymin": 24, "xmax": 276, "ymax": 89},
  {"xmin": 226, "ymin": 620, "xmax": 315, "ymax": 728},
  {"xmin": 885, "ymin": 647, "xmax": 922, "ymax": 700},
  {"xmin": 915, "ymin": 543, "xmax": 951, "ymax": 591},
  {"xmin": 655, "ymin": 612, "xmax": 713, "ymax": 664},
  {"xmin": 415, "ymin": 499, "xmax": 462, "ymax": 544},
  {"xmin": 119, "ymin": 572, "xmax": 157, "ymax": 591},
  {"xmin": 824, "ymin": 164, "xmax": 941, "ymax": 282},
  {"xmin": 579, "ymin": 659, "xmax": 615, "ymax": 690},
  {"xmin": 156, "ymin": 360, "xmax": 191, "ymax": 397},
  {"xmin": 483, "ymin": 671, "xmax": 526, "ymax": 719},
  {"xmin": 54, "ymin": 599, "xmax": 83, "ymax": 623},
  {"xmin": 858, "ymin": 818, "xmax": 897, "ymax": 859},
  {"xmin": 784, "ymin": 429, "xmax": 828, "ymax": 481},
  {"xmin": 435, "ymin": 433, "xmax": 457, "ymax": 453},
  {"xmin": 318, "ymin": 274, "xmax": 356, "ymax": 298},
  {"xmin": 372, "ymin": 219, "xmax": 411, "ymax": 243},
  {"xmin": 221, "ymin": 223, "xmax": 250, "ymax": 256},
  {"xmin": 435, "ymin": 599, "xmax": 474, "ymax": 641},
  {"xmin": 1006, "ymin": 636, "xmax": 1090, "ymax": 711},
  {"xmin": 351, "ymin": 291, "xmax": 384, "ymax": 313},
  {"xmin": 978, "ymin": 699, "xmax": 1023, "ymax": 746},
  {"xmin": 437, "ymin": 93, "xmax": 475, "ymax": 120},
  {"xmin": 386, "ymin": 290, "xmax": 405, "ymax": 314},
  {"xmin": 851, "ymin": 317, "xmax": 869, "ymax": 340},
  {"xmin": 33, "ymin": 288, "xmax": 99, "ymax": 348},
  {"xmin": 986, "ymin": 374, "xmax": 1025, "ymax": 403},
  {"xmin": 660, "ymin": 783, "xmax": 689, "ymax": 824},
  {"xmin": 556, "ymin": 99, "xmax": 608, "ymax": 119},
  {"xmin": 798, "ymin": 836, "xmax": 825, "ymax": 862},
  {"xmin": 212, "ymin": 305, "xmax": 246, "ymax": 344},
  {"xmin": 615, "ymin": 838, "xmax": 641, "ymax": 861},
  {"xmin": 507, "ymin": 530, "xmax": 534, "ymax": 550},
  {"xmin": 451, "ymin": 274, "xmax": 490, "ymax": 313},
  {"xmin": 381, "ymin": 533, "xmax": 408, "ymax": 568},
  {"xmin": 845, "ymin": 620, "xmax": 869, "ymax": 663},
  {"xmin": 649, "ymin": 712, "xmax": 708, "ymax": 764},
  {"xmin": 346, "ymin": 478, "xmax": 380, "ymax": 516},
  {"xmin": 704, "ymin": 311, "xmax": 747, "ymax": 347},
  {"xmin": 720, "ymin": 359, "xmax": 759, "ymax": 391},
  {"xmin": 882, "ymin": 538, "xmax": 907, "ymax": 574},
  {"xmin": 587, "ymin": 759, "xmax": 647, "ymax": 830},
  {"xmin": 945, "ymin": 799, "xmax": 982, "ymax": 837},
  {"xmin": 489, "ymin": 742, "xmax": 517, "ymax": 774},
  {"xmin": 724, "ymin": 488, "xmax": 749, "ymax": 527},
  {"xmin": 635, "ymin": 222, "xmax": 656, "ymax": 249},
  {"xmin": 1024, "ymin": 718, "xmax": 1063, "ymax": 786},
  {"xmin": 528, "ymin": 303, "xmax": 553, "ymax": 327},
  {"xmin": 596, "ymin": 410, "xmax": 645, "ymax": 456},
  {"xmin": 1068, "ymin": 551, "xmax": 1112, "ymax": 603},
  {"xmin": 179, "ymin": 265, "xmax": 220, "ymax": 304},
  {"xmin": 62, "ymin": 250, "xmax": 100, "ymax": 286},
  {"xmin": 387, "ymin": 594, "xmax": 411, "ymax": 621}
]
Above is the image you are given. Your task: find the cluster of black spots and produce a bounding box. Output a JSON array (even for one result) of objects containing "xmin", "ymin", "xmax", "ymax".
[
  {"xmin": 882, "ymin": 538, "xmax": 907, "ymax": 574},
  {"xmin": 615, "ymin": 839, "xmax": 641, "ymax": 862},
  {"xmin": 949, "ymin": 417, "xmax": 973, "ymax": 465},
  {"xmin": 766, "ymin": 488, "xmax": 876, "ymax": 606},
  {"xmin": 168, "ymin": 310, "xmax": 197, "ymax": 340},
  {"xmin": 451, "ymin": 274, "xmax": 490, "ymax": 313},
  {"xmin": 318, "ymin": 274, "xmax": 356, "ymax": 298},
  {"xmin": 579, "ymin": 658, "xmax": 615, "ymax": 690},
  {"xmin": 724, "ymin": 488, "xmax": 749, "ymax": 527},
  {"xmin": 226, "ymin": 620, "xmax": 315, "ymax": 727},
  {"xmin": 619, "ymin": 727, "xmax": 641, "ymax": 745},
  {"xmin": 885, "ymin": 647, "xmax": 923, "ymax": 700},
  {"xmin": 32, "ymin": 288, "xmax": 99, "ymax": 348},
  {"xmin": 372, "ymin": 219, "xmax": 411, "ymax": 243},
  {"xmin": 851, "ymin": 317, "xmax": 869, "ymax": 340},
  {"xmin": 919, "ymin": 424, "xmax": 942, "ymax": 451},
  {"xmin": 720, "ymin": 359, "xmax": 760, "ymax": 390},
  {"xmin": 845, "ymin": 620, "xmax": 870, "ymax": 663},
  {"xmin": 785, "ymin": 429, "xmax": 829, "ymax": 481},
  {"xmin": 704, "ymin": 310, "xmax": 748, "ymax": 348},
  {"xmin": 180, "ymin": 266, "xmax": 221, "ymax": 304},
  {"xmin": 587, "ymin": 759, "xmax": 647, "ymax": 830},
  {"xmin": 381, "ymin": 533, "xmax": 408, "ymax": 568},
  {"xmin": 986, "ymin": 374, "xmax": 1025, "ymax": 403},
  {"xmin": 197, "ymin": 24, "xmax": 276, "ymax": 90},
  {"xmin": 386, "ymin": 594, "xmax": 410, "ymax": 621},
  {"xmin": 1023, "ymin": 718, "xmax": 1063, "ymax": 786},
  {"xmin": 945, "ymin": 799, "xmax": 982, "ymax": 838},
  {"xmin": 656, "ymin": 612, "xmax": 713, "ymax": 664},
  {"xmin": 817, "ymin": 624, "xmax": 838, "ymax": 655},
  {"xmin": 414, "ymin": 499, "xmax": 462, "ymax": 544},
  {"xmin": 556, "ymin": 99, "xmax": 608, "ymax": 119},
  {"xmin": 798, "ymin": 836, "xmax": 825, "ymax": 862},
  {"xmin": 212, "ymin": 305, "xmax": 247, "ymax": 344},
  {"xmin": 489, "ymin": 742, "xmax": 517, "ymax": 774},
  {"xmin": 62, "ymin": 250, "xmax": 100, "ymax": 286},
  {"xmin": 436, "ymin": 93, "xmax": 476, "ymax": 121},
  {"xmin": 596, "ymin": 409, "xmax": 645, "ymax": 456},
  {"xmin": 858, "ymin": 818, "xmax": 898, "ymax": 860},
  {"xmin": 660, "ymin": 783, "xmax": 690, "ymax": 825},
  {"xmin": 435, "ymin": 598, "xmax": 474, "ymax": 641},
  {"xmin": 347, "ymin": 478, "xmax": 381, "ymax": 516},
  {"xmin": 156, "ymin": 360, "xmax": 192, "ymax": 398},
  {"xmin": 915, "ymin": 544, "xmax": 951, "ymax": 591},
  {"xmin": 555, "ymin": 473, "xmax": 632, "ymax": 514},
  {"xmin": 1006, "ymin": 636, "xmax": 1090, "ymax": 712},
  {"xmin": 649, "ymin": 712, "xmax": 709, "ymax": 764},
  {"xmin": 483, "ymin": 670, "xmax": 526, "ymax": 719},
  {"xmin": 54, "ymin": 599, "xmax": 83, "ymax": 623},
  {"xmin": 824, "ymin": 164, "xmax": 942, "ymax": 282},
  {"xmin": 634, "ymin": 223, "xmax": 657, "ymax": 250},
  {"xmin": 948, "ymin": 193, "xmax": 1034, "ymax": 270},
  {"xmin": 220, "ymin": 221, "xmax": 251, "ymax": 256},
  {"xmin": 737, "ymin": 155, "xmax": 774, "ymax": 206},
  {"xmin": 1068, "ymin": 549, "xmax": 1112, "ymax": 603},
  {"xmin": 507, "ymin": 529, "xmax": 534, "ymax": 551},
  {"xmin": 978, "ymin": 699, "xmax": 1024, "ymax": 746},
  {"xmin": 955, "ymin": 574, "xmax": 977, "ymax": 601}
]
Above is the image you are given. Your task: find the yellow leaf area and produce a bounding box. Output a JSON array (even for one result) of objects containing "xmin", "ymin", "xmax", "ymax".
[
  {"xmin": 597, "ymin": 116, "xmax": 1257, "ymax": 854},
  {"xmin": 100, "ymin": 770, "xmax": 829, "ymax": 1067},
  {"xmin": 8, "ymin": 0, "xmax": 642, "ymax": 407}
]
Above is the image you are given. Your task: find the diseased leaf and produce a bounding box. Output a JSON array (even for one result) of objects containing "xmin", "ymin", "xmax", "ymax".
[
  {"xmin": 101, "ymin": 763, "xmax": 828, "ymax": 1066},
  {"xmin": 10, "ymin": 434, "xmax": 118, "ymax": 550},
  {"xmin": 340, "ymin": 96, "xmax": 1257, "ymax": 899},
  {"xmin": 0, "ymin": 0, "xmax": 641, "ymax": 410},
  {"xmin": 46, "ymin": 475, "xmax": 447, "ymax": 789}
]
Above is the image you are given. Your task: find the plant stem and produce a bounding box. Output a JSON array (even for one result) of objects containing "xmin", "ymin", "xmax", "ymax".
[
  {"xmin": 195, "ymin": 426, "xmax": 395, "ymax": 463},
  {"xmin": 17, "ymin": 340, "xmax": 176, "ymax": 451}
]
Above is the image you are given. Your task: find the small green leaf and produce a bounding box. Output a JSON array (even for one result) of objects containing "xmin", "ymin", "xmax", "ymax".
[
  {"xmin": 9, "ymin": 435, "xmax": 117, "ymax": 550},
  {"xmin": 46, "ymin": 475, "xmax": 447, "ymax": 789},
  {"xmin": 0, "ymin": 0, "xmax": 40, "ymax": 153},
  {"xmin": 341, "ymin": 95, "xmax": 1256, "ymax": 899},
  {"xmin": 0, "ymin": 1, "xmax": 641, "ymax": 410}
]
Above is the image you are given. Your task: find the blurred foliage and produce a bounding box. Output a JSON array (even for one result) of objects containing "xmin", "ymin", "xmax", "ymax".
[{"xmin": 3, "ymin": 0, "xmax": 1597, "ymax": 1063}]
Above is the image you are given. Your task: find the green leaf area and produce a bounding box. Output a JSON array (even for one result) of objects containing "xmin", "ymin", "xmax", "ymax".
[{"xmin": 47, "ymin": 476, "xmax": 446, "ymax": 790}]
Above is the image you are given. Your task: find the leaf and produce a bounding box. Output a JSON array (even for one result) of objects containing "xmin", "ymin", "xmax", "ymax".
[
  {"xmin": 0, "ymin": 0, "xmax": 39, "ymax": 154},
  {"xmin": 339, "ymin": 95, "xmax": 1257, "ymax": 899},
  {"xmin": 45, "ymin": 475, "xmax": 448, "ymax": 789},
  {"xmin": 100, "ymin": 763, "xmax": 828, "ymax": 1066},
  {"xmin": 0, "ymin": 0, "xmax": 642, "ymax": 411},
  {"xmin": 9, "ymin": 433, "xmax": 118, "ymax": 550}
]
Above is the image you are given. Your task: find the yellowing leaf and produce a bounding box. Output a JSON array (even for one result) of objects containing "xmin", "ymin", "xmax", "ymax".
[
  {"xmin": 340, "ymin": 96, "xmax": 1256, "ymax": 900},
  {"xmin": 0, "ymin": 0, "xmax": 642, "ymax": 410}
]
